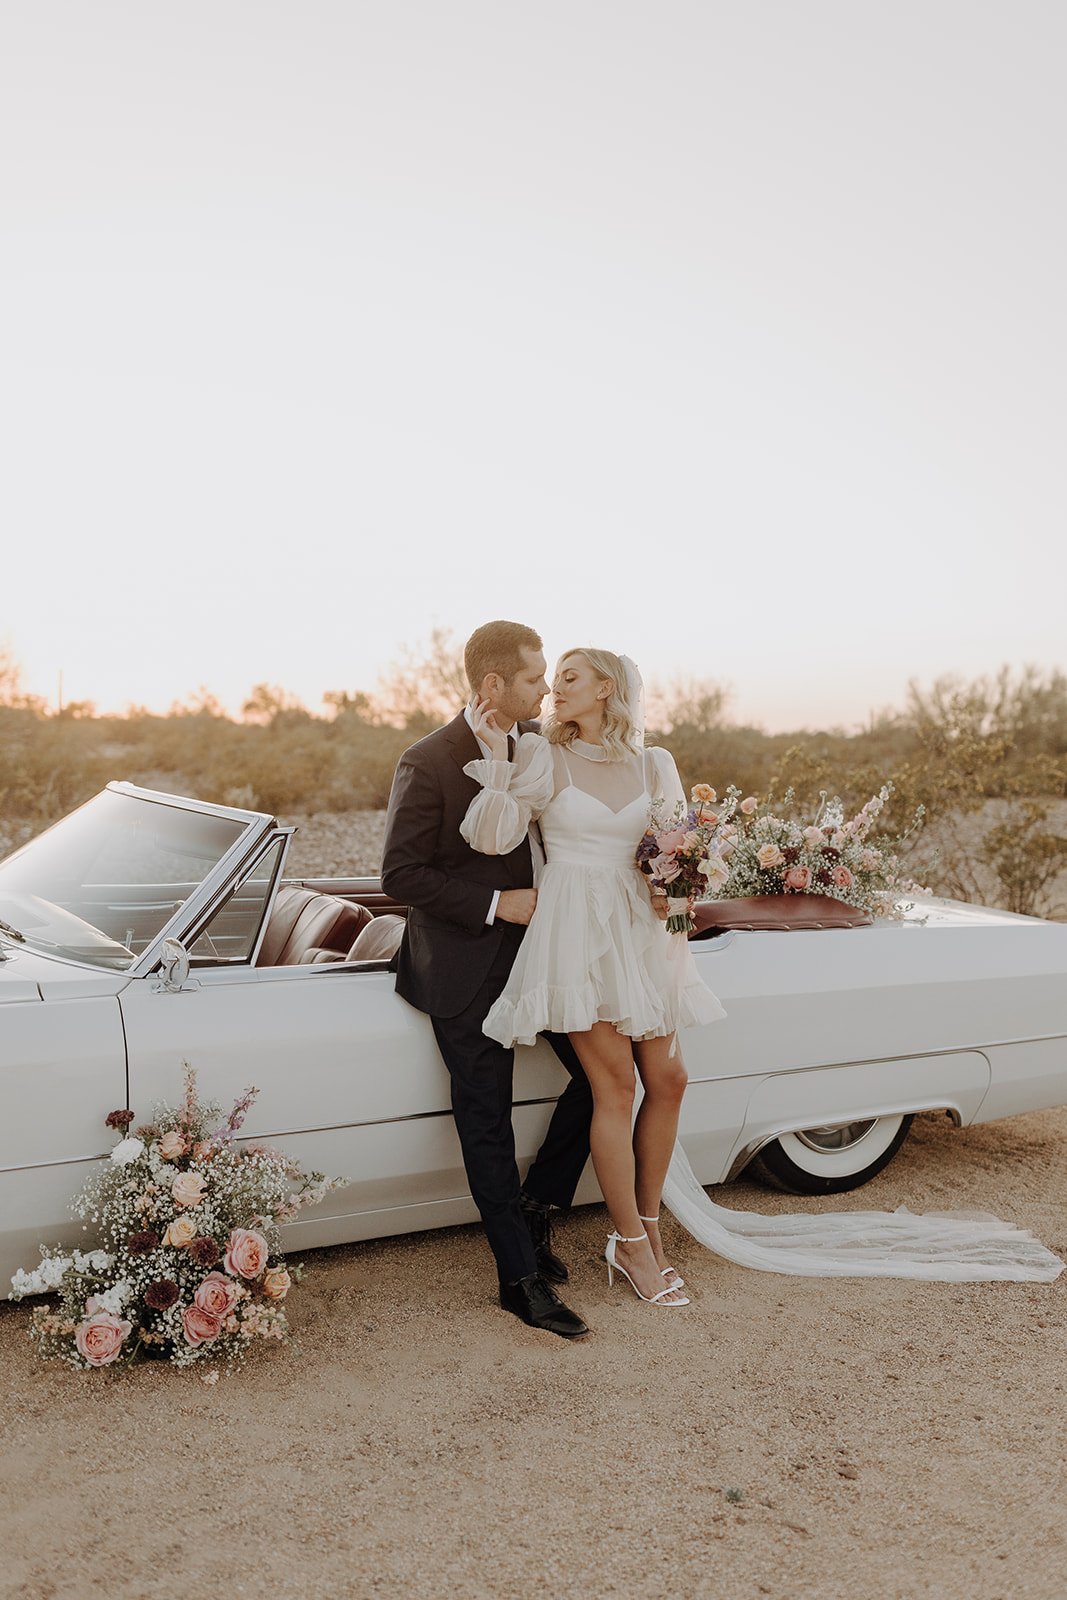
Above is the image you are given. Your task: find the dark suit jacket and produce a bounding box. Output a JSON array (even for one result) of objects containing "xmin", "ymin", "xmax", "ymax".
[{"xmin": 381, "ymin": 711, "xmax": 535, "ymax": 1018}]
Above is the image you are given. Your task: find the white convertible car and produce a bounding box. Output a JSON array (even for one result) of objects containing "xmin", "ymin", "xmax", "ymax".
[{"xmin": 3, "ymin": 783, "xmax": 1066, "ymax": 1292}]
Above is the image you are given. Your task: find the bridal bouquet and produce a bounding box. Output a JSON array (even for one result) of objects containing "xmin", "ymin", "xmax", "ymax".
[
  {"xmin": 637, "ymin": 784, "xmax": 731, "ymax": 934},
  {"xmin": 707, "ymin": 782, "xmax": 928, "ymax": 917},
  {"xmin": 11, "ymin": 1065, "xmax": 346, "ymax": 1371}
]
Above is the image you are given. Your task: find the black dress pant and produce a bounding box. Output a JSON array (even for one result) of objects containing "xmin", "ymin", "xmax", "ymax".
[{"xmin": 431, "ymin": 941, "xmax": 593, "ymax": 1284}]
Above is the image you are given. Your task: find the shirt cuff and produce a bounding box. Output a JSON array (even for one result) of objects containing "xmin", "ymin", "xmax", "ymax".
[{"xmin": 486, "ymin": 889, "xmax": 501, "ymax": 926}]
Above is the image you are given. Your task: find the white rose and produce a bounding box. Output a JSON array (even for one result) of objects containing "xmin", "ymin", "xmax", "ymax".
[{"xmin": 110, "ymin": 1137, "xmax": 145, "ymax": 1166}]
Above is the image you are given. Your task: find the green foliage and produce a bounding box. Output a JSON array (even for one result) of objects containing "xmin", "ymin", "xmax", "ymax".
[{"xmin": 2, "ymin": 649, "xmax": 1064, "ymax": 918}]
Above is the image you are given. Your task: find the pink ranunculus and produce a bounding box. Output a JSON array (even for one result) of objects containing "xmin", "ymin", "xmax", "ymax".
[
  {"xmin": 223, "ymin": 1228, "xmax": 270, "ymax": 1280},
  {"xmin": 757, "ymin": 843, "xmax": 785, "ymax": 870},
  {"xmin": 832, "ymin": 865, "xmax": 855, "ymax": 889},
  {"xmin": 739, "ymin": 796, "xmax": 759, "ymax": 815},
  {"xmin": 75, "ymin": 1311, "xmax": 131, "ymax": 1367},
  {"xmin": 182, "ymin": 1304, "xmax": 222, "ymax": 1346},
  {"xmin": 159, "ymin": 1130, "xmax": 187, "ymax": 1161},
  {"xmin": 194, "ymin": 1271, "xmax": 240, "ymax": 1319},
  {"xmin": 697, "ymin": 808, "xmax": 719, "ymax": 827},
  {"xmin": 171, "ymin": 1171, "xmax": 208, "ymax": 1208},
  {"xmin": 649, "ymin": 852, "xmax": 682, "ymax": 884},
  {"xmin": 784, "ymin": 865, "xmax": 812, "ymax": 891},
  {"xmin": 654, "ymin": 829, "xmax": 687, "ymax": 853}
]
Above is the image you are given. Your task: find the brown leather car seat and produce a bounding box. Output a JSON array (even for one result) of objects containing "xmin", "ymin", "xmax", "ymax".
[
  {"xmin": 258, "ymin": 885, "xmax": 372, "ymax": 966},
  {"xmin": 299, "ymin": 911, "xmax": 407, "ymax": 965}
]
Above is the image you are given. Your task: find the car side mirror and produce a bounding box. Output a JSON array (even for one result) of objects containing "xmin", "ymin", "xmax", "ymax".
[{"xmin": 154, "ymin": 938, "xmax": 197, "ymax": 994}]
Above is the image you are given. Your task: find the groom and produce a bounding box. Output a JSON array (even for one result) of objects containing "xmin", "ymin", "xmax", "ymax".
[{"xmin": 382, "ymin": 620, "xmax": 592, "ymax": 1338}]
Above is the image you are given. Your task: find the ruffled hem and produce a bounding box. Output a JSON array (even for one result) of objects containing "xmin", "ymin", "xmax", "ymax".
[{"xmin": 484, "ymin": 966, "xmax": 727, "ymax": 1050}]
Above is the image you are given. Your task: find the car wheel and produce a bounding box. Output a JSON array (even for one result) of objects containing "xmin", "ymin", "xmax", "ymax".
[{"xmin": 747, "ymin": 1112, "xmax": 914, "ymax": 1195}]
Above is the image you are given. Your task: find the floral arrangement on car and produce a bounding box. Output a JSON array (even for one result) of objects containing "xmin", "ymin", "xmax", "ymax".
[
  {"xmin": 10, "ymin": 1064, "xmax": 346, "ymax": 1372},
  {"xmin": 637, "ymin": 784, "xmax": 731, "ymax": 934},
  {"xmin": 684, "ymin": 781, "xmax": 928, "ymax": 918}
]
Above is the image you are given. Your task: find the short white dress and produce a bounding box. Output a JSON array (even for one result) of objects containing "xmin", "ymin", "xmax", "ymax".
[{"xmin": 460, "ymin": 734, "xmax": 727, "ymax": 1049}]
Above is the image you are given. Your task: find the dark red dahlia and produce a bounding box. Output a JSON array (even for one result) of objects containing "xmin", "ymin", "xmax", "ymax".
[
  {"xmin": 143, "ymin": 1279, "xmax": 180, "ymax": 1311},
  {"xmin": 127, "ymin": 1230, "xmax": 160, "ymax": 1256},
  {"xmin": 820, "ymin": 846, "xmax": 840, "ymax": 861},
  {"xmin": 105, "ymin": 1109, "xmax": 135, "ymax": 1131},
  {"xmin": 815, "ymin": 867, "xmax": 832, "ymax": 885},
  {"xmin": 188, "ymin": 1236, "xmax": 221, "ymax": 1269},
  {"xmin": 782, "ymin": 846, "xmax": 800, "ymax": 864}
]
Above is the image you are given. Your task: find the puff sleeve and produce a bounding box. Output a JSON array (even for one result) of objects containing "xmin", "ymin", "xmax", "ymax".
[
  {"xmin": 648, "ymin": 746, "xmax": 688, "ymax": 814},
  {"xmin": 460, "ymin": 732, "xmax": 555, "ymax": 855}
]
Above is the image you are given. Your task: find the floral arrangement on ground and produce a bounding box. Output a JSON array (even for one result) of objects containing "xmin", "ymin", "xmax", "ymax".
[
  {"xmin": 639, "ymin": 781, "xmax": 928, "ymax": 922},
  {"xmin": 11, "ymin": 1065, "xmax": 346, "ymax": 1370}
]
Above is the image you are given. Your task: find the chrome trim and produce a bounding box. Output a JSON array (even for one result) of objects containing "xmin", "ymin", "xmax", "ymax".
[
  {"xmin": 791, "ymin": 1118, "xmax": 880, "ymax": 1153},
  {"xmin": 106, "ymin": 781, "xmax": 269, "ymax": 826},
  {"xmin": 0, "ymin": 1096, "xmax": 565, "ymax": 1173},
  {"xmin": 177, "ymin": 829, "xmax": 294, "ymax": 967},
  {"xmin": 685, "ymin": 1034, "xmax": 1067, "ymax": 1090}
]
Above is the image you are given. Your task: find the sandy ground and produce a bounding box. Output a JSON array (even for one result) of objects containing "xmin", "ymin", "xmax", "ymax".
[{"xmin": 2, "ymin": 1105, "xmax": 1066, "ymax": 1600}]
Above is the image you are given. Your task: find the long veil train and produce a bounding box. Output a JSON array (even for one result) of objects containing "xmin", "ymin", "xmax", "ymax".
[{"xmin": 662, "ymin": 1140, "xmax": 1064, "ymax": 1282}]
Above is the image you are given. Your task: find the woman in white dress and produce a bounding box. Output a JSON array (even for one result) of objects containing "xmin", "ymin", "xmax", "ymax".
[
  {"xmin": 462, "ymin": 648, "xmax": 1065, "ymax": 1292},
  {"xmin": 462, "ymin": 646, "xmax": 725, "ymax": 1308}
]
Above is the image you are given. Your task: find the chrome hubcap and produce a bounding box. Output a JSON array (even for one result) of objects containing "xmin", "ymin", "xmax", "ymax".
[{"xmin": 792, "ymin": 1117, "xmax": 880, "ymax": 1153}]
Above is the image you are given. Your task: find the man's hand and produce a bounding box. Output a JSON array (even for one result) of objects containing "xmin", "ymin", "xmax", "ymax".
[{"xmin": 496, "ymin": 888, "xmax": 538, "ymax": 925}]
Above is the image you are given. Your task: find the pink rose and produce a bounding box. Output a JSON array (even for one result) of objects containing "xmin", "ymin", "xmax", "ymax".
[
  {"xmin": 757, "ymin": 843, "xmax": 785, "ymax": 870},
  {"xmin": 172, "ymin": 1171, "xmax": 207, "ymax": 1208},
  {"xmin": 262, "ymin": 1266, "xmax": 291, "ymax": 1301},
  {"xmin": 739, "ymin": 796, "xmax": 759, "ymax": 816},
  {"xmin": 223, "ymin": 1228, "xmax": 270, "ymax": 1280},
  {"xmin": 75, "ymin": 1311, "xmax": 131, "ymax": 1367},
  {"xmin": 649, "ymin": 852, "xmax": 682, "ymax": 884},
  {"xmin": 182, "ymin": 1304, "xmax": 222, "ymax": 1345},
  {"xmin": 832, "ymin": 865, "xmax": 854, "ymax": 889},
  {"xmin": 696, "ymin": 808, "xmax": 719, "ymax": 827},
  {"xmin": 159, "ymin": 1130, "xmax": 186, "ymax": 1161},
  {"xmin": 194, "ymin": 1271, "xmax": 240, "ymax": 1319},
  {"xmin": 802, "ymin": 827, "xmax": 824, "ymax": 849},
  {"xmin": 784, "ymin": 865, "xmax": 812, "ymax": 891},
  {"xmin": 654, "ymin": 829, "xmax": 687, "ymax": 853}
]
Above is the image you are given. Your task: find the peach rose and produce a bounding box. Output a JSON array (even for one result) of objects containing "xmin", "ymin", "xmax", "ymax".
[
  {"xmin": 223, "ymin": 1228, "xmax": 269, "ymax": 1280},
  {"xmin": 802, "ymin": 827, "xmax": 824, "ymax": 849},
  {"xmin": 182, "ymin": 1304, "xmax": 221, "ymax": 1345},
  {"xmin": 832, "ymin": 865, "xmax": 855, "ymax": 889},
  {"xmin": 159, "ymin": 1130, "xmax": 187, "ymax": 1161},
  {"xmin": 163, "ymin": 1215, "xmax": 197, "ymax": 1248},
  {"xmin": 262, "ymin": 1266, "xmax": 291, "ymax": 1301},
  {"xmin": 75, "ymin": 1311, "xmax": 131, "ymax": 1367},
  {"xmin": 691, "ymin": 783, "xmax": 717, "ymax": 803},
  {"xmin": 194, "ymin": 1271, "xmax": 239, "ymax": 1318},
  {"xmin": 172, "ymin": 1171, "xmax": 207, "ymax": 1208},
  {"xmin": 757, "ymin": 843, "xmax": 784, "ymax": 870},
  {"xmin": 655, "ymin": 829, "xmax": 687, "ymax": 853},
  {"xmin": 784, "ymin": 865, "xmax": 812, "ymax": 891},
  {"xmin": 739, "ymin": 796, "xmax": 759, "ymax": 816}
]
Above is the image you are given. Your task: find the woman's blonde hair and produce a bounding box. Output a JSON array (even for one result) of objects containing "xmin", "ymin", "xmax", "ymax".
[{"xmin": 542, "ymin": 647, "xmax": 641, "ymax": 761}]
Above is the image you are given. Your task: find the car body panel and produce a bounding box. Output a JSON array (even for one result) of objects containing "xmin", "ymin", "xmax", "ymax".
[{"xmin": 3, "ymin": 785, "xmax": 1067, "ymax": 1291}]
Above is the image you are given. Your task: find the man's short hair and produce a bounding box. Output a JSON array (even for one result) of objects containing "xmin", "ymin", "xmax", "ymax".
[{"xmin": 464, "ymin": 620, "xmax": 543, "ymax": 694}]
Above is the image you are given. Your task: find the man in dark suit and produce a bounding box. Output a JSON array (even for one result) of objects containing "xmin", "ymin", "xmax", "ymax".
[{"xmin": 382, "ymin": 620, "xmax": 592, "ymax": 1338}]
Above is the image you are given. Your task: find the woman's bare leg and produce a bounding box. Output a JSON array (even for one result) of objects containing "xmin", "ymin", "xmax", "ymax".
[
  {"xmin": 568, "ymin": 1021, "xmax": 685, "ymax": 1304},
  {"xmin": 633, "ymin": 1034, "xmax": 689, "ymax": 1281}
]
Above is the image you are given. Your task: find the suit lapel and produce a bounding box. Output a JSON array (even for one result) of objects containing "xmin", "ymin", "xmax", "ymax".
[{"xmin": 444, "ymin": 710, "xmax": 482, "ymax": 778}]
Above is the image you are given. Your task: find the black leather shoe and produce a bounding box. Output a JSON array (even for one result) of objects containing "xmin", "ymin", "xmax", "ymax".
[
  {"xmin": 519, "ymin": 1193, "xmax": 568, "ymax": 1284},
  {"xmin": 499, "ymin": 1274, "xmax": 589, "ymax": 1339}
]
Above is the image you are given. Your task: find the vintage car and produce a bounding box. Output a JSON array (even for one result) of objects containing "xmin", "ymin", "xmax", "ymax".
[{"xmin": 3, "ymin": 783, "xmax": 1066, "ymax": 1292}]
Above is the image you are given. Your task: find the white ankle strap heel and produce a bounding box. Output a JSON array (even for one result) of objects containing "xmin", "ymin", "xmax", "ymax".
[
  {"xmin": 605, "ymin": 1231, "xmax": 689, "ymax": 1307},
  {"xmin": 638, "ymin": 1214, "xmax": 685, "ymax": 1290}
]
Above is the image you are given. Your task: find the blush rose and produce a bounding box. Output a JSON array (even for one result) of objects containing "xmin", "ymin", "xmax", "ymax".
[
  {"xmin": 757, "ymin": 843, "xmax": 785, "ymax": 870},
  {"xmin": 172, "ymin": 1172, "xmax": 208, "ymax": 1208},
  {"xmin": 654, "ymin": 829, "xmax": 687, "ymax": 853},
  {"xmin": 262, "ymin": 1266, "xmax": 291, "ymax": 1301},
  {"xmin": 223, "ymin": 1228, "xmax": 270, "ymax": 1280},
  {"xmin": 163, "ymin": 1215, "xmax": 197, "ymax": 1248},
  {"xmin": 784, "ymin": 865, "xmax": 812, "ymax": 891},
  {"xmin": 194, "ymin": 1272, "xmax": 240, "ymax": 1318},
  {"xmin": 832, "ymin": 865, "xmax": 855, "ymax": 889},
  {"xmin": 159, "ymin": 1130, "xmax": 187, "ymax": 1161},
  {"xmin": 182, "ymin": 1304, "xmax": 222, "ymax": 1346},
  {"xmin": 75, "ymin": 1311, "xmax": 132, "ymax": 1367}
]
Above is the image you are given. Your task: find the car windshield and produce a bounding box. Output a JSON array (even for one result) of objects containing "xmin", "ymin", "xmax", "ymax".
[{"xmin": 0, "ymin": 790, "xmax": 248, "ymax": 971}]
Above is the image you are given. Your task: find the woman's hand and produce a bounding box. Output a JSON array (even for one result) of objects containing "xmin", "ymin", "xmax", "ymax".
[{"xmin": 469, "ymin": 695, "xmax": 510, "ymax": 761}]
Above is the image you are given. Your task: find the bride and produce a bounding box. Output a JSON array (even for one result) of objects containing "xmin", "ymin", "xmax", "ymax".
[{"xmin": 462, "ymin": 647, "xmax": 1063, "ymax": 1295}]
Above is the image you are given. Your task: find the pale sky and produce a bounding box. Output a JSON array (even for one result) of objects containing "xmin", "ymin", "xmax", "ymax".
[{"xmin": 2, "ymin": 2, "xmax": 1064, "ymax": 732}]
